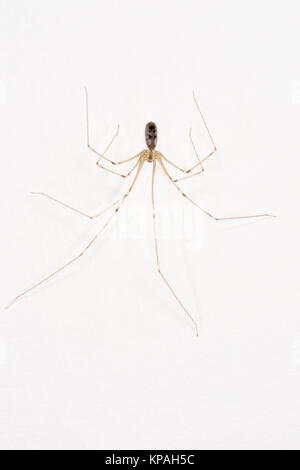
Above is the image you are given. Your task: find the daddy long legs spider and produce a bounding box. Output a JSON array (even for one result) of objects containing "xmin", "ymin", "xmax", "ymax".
[{"xmin": 5, "ymin": 89, "xmax": 276, "ymax": 335}]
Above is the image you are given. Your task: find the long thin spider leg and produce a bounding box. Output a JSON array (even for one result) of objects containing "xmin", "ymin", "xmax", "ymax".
[
  {"xmin": 151, "ymin": 159, "xmax": 198, "ymax": 336},
  {"xmin": 85, "ymin": 87, "xmax": 120, "ymax": 161},
  {"xmin": 159, "ymin": 151, "xmax": 212, "ymax": 184},
  {"xmin": 189, "ymin": 127, "xmax": 204, "ymax": 172},
  {"xmin": 5, "ymin": 159, "xmax": 144, "ymax": 310},
  {"xmin": 174, "ymin": 146, "xmax": 216, "ymax": 178},
  {"xmin": 159, "ymin": 91, "xmax": 217, "ymax": 179},
  {"xmin": 187, "ymin": 90, "xmax": 217, "ymax": 173},
  {"xmin": 30, "ymin": 161, "xmax": 141, "ymax": 218},
  {"xmin": 84, "ymin": 87, "xmax": 140, "ymax": 167},
  {"xmin": 31, "ymin": 192, "xmax": 120, "ymax": 220},
  {"xmin": 170, "ymin": 147, "xmax": 216, "ymax": 182},
  {"xmin": 173, "ymin": 165, "xmax": 209, "ymax": 183},
  {"xmin": 101, "ymin": 125, "xmax": 120, "ymax": 157},
  {"xmin": 159, "ymin": 152, "xmax": 204, "ymax": 183},
  {"xmin": 159, "ymin": 146, "xmax": 215, "ymax": 180},
  {"xmin": 158, "ymin": 153, "xmax": 186, "ymax": 173},
  {"xmin": 96, "ymin": 156, "xmax": 140, "ymax": 178},
  {"xmin": 193, "ymin": 89, "xmax": 217, "ymax": 155},
  {"xmin": 158, "ymin": 156, "xmax": 276, "ymax": 221},
  {"xmin": 96, "ymin": 153, "xmax": 140, "ymax": 167}
]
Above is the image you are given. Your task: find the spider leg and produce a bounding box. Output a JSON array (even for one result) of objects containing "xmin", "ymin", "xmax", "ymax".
[
  {"xmin": 30, "ymin": 161, "xmax": 141, "ymax": 218},
  {"xmin": 190, "ymin": 89, "xmax": 217, "ymax": 168},
  {"xmin": 159, "ymin": 90, "xmax": 217, "ymax": 180},
  {"xmin": 181, "ymin": 90, "xmax": 217, "ymax": 175},
  {"xmin": 159, "ymin": 147, "xmax": 215, "ymax": 181},
  {"xmin": 159, "ymin": 149, "xmax": 213, "ymax": 183},
  {"xmin": 84, "ymin": 87, "xmax": 140, "ymax": 168},
  {"xmin": 31, "ymin": 192, "xmax": 122, "ymax": 220},
  {"xmin": 189, "ymin": 126, "xmax": 204, "ymax": 172},
  {"xmin": 151, "ymin": 159, "xmax": 198, "ymax": 336},
  {"xmin": 96, "ymin": 156, "xmax": 140, "ymax": 178},
  {"xmin": 171, "ymin": 146, "xmax": 216, "ymax": 182},
  {"xmin": 5, "ymin": 158, "xmax": 144, "ymax": 309},
  {"xmin": 159, "ymin": 154, "xmax": 203, "ymax": 183},
  {"xmin": 158, "ymin": 153, "xmax": 186, "ymax": 173},
  {"xmin": 158, "ymin": 156, "xmax": 276, "ymax": 221},
  {"xmin": 85, "ymin": 87, "xmax": 119, "ymax": 161}
]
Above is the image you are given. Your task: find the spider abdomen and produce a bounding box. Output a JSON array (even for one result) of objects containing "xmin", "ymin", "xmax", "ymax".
[{"xmin": 145, "ymin": 122, "xmax": 157, "ymax": 150}]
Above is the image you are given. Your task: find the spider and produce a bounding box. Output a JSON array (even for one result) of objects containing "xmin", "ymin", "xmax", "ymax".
[{"xmin": 5, "ymin": 89, "xmax": 275, "ymax": 335}]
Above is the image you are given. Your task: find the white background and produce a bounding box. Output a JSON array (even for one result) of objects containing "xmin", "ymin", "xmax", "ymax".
[{"xmin": 1, "ymin": 0, "xmax": 300, "ymax": 450}]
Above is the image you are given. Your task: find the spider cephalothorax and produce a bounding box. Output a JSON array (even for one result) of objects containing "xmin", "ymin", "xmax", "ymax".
[{"xmin": 140, "ymin": 148, "xmax": 159, "ymax": 163}]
